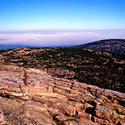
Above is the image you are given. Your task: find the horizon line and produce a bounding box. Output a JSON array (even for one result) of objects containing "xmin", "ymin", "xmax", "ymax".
[{"xmin": 0, "ymin": 28, "xmax": 125, "ymax": 32}]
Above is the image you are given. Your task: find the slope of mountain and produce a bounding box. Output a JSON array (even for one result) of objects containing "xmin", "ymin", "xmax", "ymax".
[
  {"xmin": 0, "ymin": 64, "xmax": 125, "ymax": 125},
  {"xmin": 0, "ymin": 47, "xmax": 125, "ymax": 93},
  {"xmin": 74, "ymin": 39, "xmax": 125, "ymax": 54}
]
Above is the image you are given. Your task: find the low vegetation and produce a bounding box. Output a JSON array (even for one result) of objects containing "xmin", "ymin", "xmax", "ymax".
[
  {"xmin": 0, "ymin": 47, "xmax": 125, "ymax": 92},
  {"xmin": 75, "ymin": 39, "xmax": 125, "ymax": 54}
]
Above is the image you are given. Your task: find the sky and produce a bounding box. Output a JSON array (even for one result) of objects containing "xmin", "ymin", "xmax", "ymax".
[{"xmin": 0, "ymin": 0, "xmax": 125, "ymax": 46}]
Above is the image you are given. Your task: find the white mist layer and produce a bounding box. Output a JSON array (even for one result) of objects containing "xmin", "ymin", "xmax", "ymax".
[{"xmin": 0, "ymin": 30, "xmax": 125, "ymax": 46}]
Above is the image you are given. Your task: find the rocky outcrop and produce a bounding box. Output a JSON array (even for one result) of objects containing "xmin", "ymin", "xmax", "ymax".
[{"xmin": 0, "ymin": 64, "xmax": 125, "ymax": 125}]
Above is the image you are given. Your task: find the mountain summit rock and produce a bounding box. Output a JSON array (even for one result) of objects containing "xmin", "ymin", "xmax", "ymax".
[{"xmin": 0, "ymin": 64, "xmax": 125, "ymax": 124}]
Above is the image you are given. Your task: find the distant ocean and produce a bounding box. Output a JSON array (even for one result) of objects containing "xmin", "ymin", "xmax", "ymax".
[
  {"xmin": 0, "ymin": 44, "xmax": 72, "ymax": 49},
  {"xmin": 0, "ymin": 44, "xmax": 26, "ymax": 49}
]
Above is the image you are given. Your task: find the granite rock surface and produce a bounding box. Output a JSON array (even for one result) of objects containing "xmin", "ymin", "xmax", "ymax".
[{"xmin": 0, "ymin": 64, "xmax": 125, "ymax": 125}]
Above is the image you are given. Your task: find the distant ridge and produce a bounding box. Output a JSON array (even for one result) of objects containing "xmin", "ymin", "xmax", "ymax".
[{"xmin": 74, "ymin": 39, "xmax": 125, "ymax": 54}]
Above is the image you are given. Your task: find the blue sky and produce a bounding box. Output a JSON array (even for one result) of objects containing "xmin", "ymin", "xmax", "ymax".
[{"xmin": 0, "ymin": 0, "xmax": 125, "ymax": 30}]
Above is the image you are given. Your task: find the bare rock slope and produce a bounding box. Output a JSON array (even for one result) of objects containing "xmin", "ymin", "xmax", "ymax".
[{"xmin": 0, "ymin": 64, "xmax": 125, "ymax": 125}]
